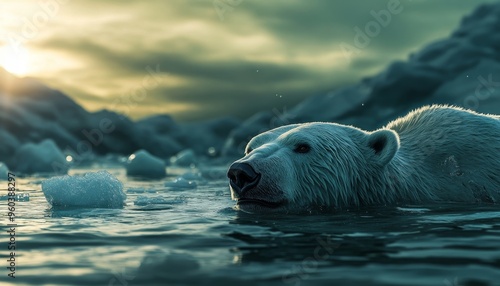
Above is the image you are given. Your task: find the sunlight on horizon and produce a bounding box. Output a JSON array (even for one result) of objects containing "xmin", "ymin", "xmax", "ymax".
[{"xmin": 1, "ymin": 44, "xmax": 31, "ymax": 76}]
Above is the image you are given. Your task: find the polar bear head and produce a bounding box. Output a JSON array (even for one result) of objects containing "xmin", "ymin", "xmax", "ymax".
[{"xmin": 227, "ymin": 123, "xmax": 400, "ymax": 213}]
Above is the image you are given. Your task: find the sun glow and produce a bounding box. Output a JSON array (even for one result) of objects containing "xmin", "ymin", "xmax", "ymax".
[{"xmin": 1, "ymin": 44, "xmax": 30, "ymax": 76}]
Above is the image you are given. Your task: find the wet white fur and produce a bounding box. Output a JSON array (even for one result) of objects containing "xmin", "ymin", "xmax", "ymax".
[{"xmin": 235, "ymin": 105, "xmax": 500, "ymax": 210}]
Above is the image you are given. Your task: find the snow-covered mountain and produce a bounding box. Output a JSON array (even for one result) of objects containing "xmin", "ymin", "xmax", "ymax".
[{"xmin": 0, "ymin": 69, "xmax": 240, "ymax": 170}]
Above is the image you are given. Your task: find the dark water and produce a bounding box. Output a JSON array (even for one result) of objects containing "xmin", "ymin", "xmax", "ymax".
[{"xmin": 1, "ymin": 166, "xmax": 500, "ymax": 286}]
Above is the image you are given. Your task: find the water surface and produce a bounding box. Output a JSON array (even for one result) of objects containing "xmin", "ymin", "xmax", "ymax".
[{"xmin": 2, "ymin": 165, "xmax": 500, "ymax": 286}]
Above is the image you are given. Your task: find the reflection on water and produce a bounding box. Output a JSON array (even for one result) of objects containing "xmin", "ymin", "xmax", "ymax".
[{"xmin": 1, "ymin": 166, "xmax": 499, "ymax": 286}]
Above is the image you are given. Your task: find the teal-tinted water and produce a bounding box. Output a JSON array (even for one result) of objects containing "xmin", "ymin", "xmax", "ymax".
[{"xmin": 2, "ymin": 165, "xmax": 500, "ymax": 286}]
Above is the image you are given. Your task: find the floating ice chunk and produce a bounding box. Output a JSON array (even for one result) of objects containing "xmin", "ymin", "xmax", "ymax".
[
  {"xmin": 127, "ymin": 187, "xmax": 158, "ymax": 194},
  {"xmin": 126, "ymin": 150, "xmax": 166, "ymax": 179},
  {"xmin": 42, "ymin": 171, "xmax": 126, "ymax": 208},
  {"xmin": 11, "ymin": 139, "xmax": 69, "ymax": 175},
  {"xmin": 170, "ymin": 149, "xmax": 197, "ymax": 167},
  {"xmin": 134, "ymin": 195, "xmax": 169, "ymax": 205},
  {"xmin": 164, "ymin": 177, "xmax": 197, "ymax": 190},
  {"xmin": 0, "ymin": 162, "xmax": 8, "ymax": 180},
  {"xmin": 179, "ymin": 171, "xmax": 206, "ymax": 185},
  {"xmin": 180, "ymin": 172, "xmax": 203, "ymax": 181},
  {"xmin": 134, "ymin": 195, "xmax": 186, "ymax": 206},
  {"xmin": 0, "ymin": 192, "xmax": 29, "ymax": 202}
]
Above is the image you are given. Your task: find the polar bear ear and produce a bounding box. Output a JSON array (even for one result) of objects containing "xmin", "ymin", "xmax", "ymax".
[{"xmin": 367, "ymin": 129, "xmax": 400, "ymax": 166}]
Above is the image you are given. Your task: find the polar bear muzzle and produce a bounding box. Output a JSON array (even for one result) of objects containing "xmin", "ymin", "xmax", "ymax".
[
  {"xmin": 227, "ymin": 162, "xmax": 261, "ymax": 195},
  {"xmin": 227, "ymin": 162, "xmax": 286, "ymax": 211}
]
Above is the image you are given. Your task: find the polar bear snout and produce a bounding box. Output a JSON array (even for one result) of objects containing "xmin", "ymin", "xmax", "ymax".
[{"xmin": 227, "ymin": 162, "xmax": 261, "ymax": 196}]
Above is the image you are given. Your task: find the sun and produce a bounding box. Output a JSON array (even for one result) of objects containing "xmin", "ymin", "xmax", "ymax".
[{"xmin": 1, "ymin": 44, "xmax": 30, "ymax": 76}]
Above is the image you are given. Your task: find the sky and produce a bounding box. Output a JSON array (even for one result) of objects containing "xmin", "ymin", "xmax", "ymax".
[{"xmin": 0, "ymin": 0, "xmax": 495, "ymax": 121}]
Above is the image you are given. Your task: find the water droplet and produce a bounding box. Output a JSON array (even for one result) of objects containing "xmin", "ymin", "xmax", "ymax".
[{"xmin": 208, "ymin": 147, "xmax": 216, "ymax": 156}]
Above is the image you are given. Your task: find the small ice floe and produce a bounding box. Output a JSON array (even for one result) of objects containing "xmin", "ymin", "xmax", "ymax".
[
  {"xmin": 0, "ymin": 162, "xmax": 8, "ymax": 180},
  {"xmin": 126, "ymin": 150, "xmax": 167, "ymax": 179},
  {"xmin": 11, "ymin": 139, "xmax": 69, "ymax": 175},
  {"xmin": 42, "ymin": 170, "xmax": 126, "ymax": 208},
  {"xmin": 133, "ymin": 195, "xmax": 187, "ymax": 206},
  {"xmin": 180, "ymin": 172, "xmax": 203, "ymax": 181},
  {"xmin": 0, "ymin": 193, "xmax": 30, "ymax": 202},
  {"xmin": 164, "ymin": 177, "xmax": 197, "ymax": 190},
  {"xmin": 127, "ymin": 187, "xmax": 159, "ymax": 194},
  {"xmin": 170, "ymin": 149, "xmax": 197, "ymax": 167}
]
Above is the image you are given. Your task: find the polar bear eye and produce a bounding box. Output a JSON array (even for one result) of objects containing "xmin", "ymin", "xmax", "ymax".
[{"xmin": 294, "ymin": 143, "xmax": 311, "ymax": 154}]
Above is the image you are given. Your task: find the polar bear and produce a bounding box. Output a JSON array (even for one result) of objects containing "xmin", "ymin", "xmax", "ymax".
[{"xmin": 227, "ymin": 105, "xmax": 500, "ymax": 213}]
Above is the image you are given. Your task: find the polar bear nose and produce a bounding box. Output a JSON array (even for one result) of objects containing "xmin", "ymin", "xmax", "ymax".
[{"xmin": 227, "ymin": 162, "xmax": 261, "ymax": 195}]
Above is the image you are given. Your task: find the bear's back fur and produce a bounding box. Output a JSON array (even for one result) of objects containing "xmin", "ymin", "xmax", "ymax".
[{"xmin": 383, "ymin": 105, "xmax": 500, "ymax": 203}]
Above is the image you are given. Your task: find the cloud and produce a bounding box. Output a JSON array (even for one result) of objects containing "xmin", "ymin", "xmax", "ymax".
[{"xmin": 2, "ymin": 0, "xmax": 491, "ymax": 120}]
